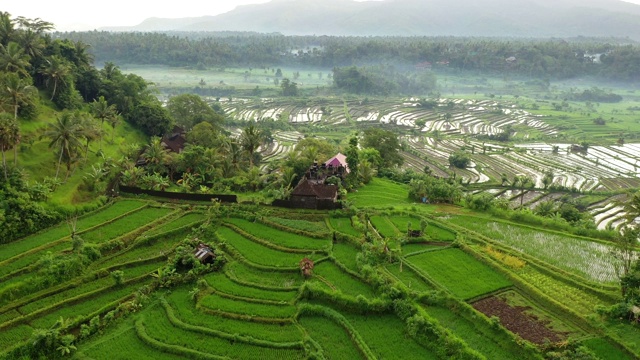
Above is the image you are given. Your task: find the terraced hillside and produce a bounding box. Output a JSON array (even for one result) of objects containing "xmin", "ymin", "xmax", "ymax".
[{"xmin": 0, "ymin": 196, "xmax": 637, "ymax": 359}]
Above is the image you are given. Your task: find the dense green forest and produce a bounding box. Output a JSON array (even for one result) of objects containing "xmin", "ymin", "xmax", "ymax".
[{"xmin": 61, "ymin": 31, "xmax": 640, "ymax": 81}]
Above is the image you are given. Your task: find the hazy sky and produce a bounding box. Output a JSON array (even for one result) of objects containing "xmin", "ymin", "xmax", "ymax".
[{"xmin": 4, "ymin": 0, "xmax": 640, "ymax": 31}]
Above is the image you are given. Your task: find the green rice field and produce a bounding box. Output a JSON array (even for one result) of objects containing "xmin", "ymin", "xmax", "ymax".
[{"xmin": 407, "ymin": 248, "xmax": 512, "ymax": 299}]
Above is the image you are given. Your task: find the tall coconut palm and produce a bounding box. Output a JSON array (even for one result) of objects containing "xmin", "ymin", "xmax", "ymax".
[
  {"xmin": 71, "ymin": 41, "xmax": 93, "ymax": 69},
  {"xmin": 0, "ymin": 113, "xmax": 19, "ymax": 180},
  {"xmin": 0, "ymin": 41, "xmax": 30, "ymax": 76},
  {"xmin": 42, "ymin": 111, "xmax": 83, "ymax": 180},
  {"xmin": 89, "ymin": 96, "xmax": 117, "ymax": 148},
  {"xmin": 0, "ymin": 12, "xmax": 15, "ymax": 46},
  {"xmin": 77, "ymin": 114, "xmax": 102, "ymax": 161},
  {"xmin": 40, "ymin": 55, "xmax": 71, "ymax": 101},
  {"xmin": 240, "ymin": 124, "xmax": 264, "ymax": 167},
  {"xmin": 17, "ymin": 29, "xmax": 44, "ymax": 60},
  {"xmin": 0, "ymin": 71, "xmax": 36, "ymax": 120},
  {"xmin": 0, "ymin": 72, "xmax": 33, "ymax": 166},
  {"xmin": 106, "ymin": 113, "xmax": 121, "ymax": 142}
]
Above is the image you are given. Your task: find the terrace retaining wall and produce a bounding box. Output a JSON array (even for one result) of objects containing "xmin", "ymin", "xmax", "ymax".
[{"xmin": 118, "ymin": 186, "xmax": 237, "ymax": 203}]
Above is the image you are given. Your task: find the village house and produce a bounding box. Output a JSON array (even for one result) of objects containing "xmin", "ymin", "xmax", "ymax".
[
  {"xmin": 161, "ymin": 125, "xmax": 187, "ymax": 153},
  {"xmin": 286, "ymin": 153, "xmax": 349, "ymax": 209}
]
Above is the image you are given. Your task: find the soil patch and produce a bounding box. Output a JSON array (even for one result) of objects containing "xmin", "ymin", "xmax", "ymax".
[{"xmin": 472, "ymin": 296, "xmax": 566, "ymax": 345}]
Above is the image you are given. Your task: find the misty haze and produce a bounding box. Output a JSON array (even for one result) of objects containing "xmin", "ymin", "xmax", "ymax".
[{"xmin": 1, "ymin": 1, "xmax": 640, "ymax": 359}]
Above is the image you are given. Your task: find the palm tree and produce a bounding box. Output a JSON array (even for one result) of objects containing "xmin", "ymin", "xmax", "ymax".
[
  {"xmin": 143, "ymin": 137, "xmax": 170, "ymax": 175},
  {"xmin": 623, "ymin": 191, "xmax": 640, "ymax": 224},
  {"xmin": 240, "ymin": 124, "xmax": 264, "ymax": 167},
  {"xmin": 71, "ymin": 41, "xmax": 94, "ymax": 69},
  {"xmin": 0, "ymin": 113, "xmax": 19, "ymax": 179},
  {"xmin": 40, "ymin": 55, "xmax": 71, "ymax": 100},
  {"xmin": 77, "ymin": 114, "xmax": 102, "ymax": 160},
  {"xmin": 219, "ymin": 138, "xmax": 243, "ymax": 177},
  {"xmin": 0, "ymin": 71, "xmax": 36, "ymax": 120},
  {"xmin": 0, "ymin": 12, "xmax": 15, "ymax": 46},
  {"xmin": 0, "ymin": 72, "xmax": 33, "ymax": 166},
  {"xmin": 513, "ymin": 175, "xmax": 533, "ymax": 207},
  {"xmin": 89, "ymin": 96, "xmax": 116, "ymax": 148},
  {"xmin": 42, "ymin": 111, "xmax": 83, "ymax": 180},
  {"xmin": 17, "ymin": 29, "xmax": 44, "ymax": 60},
  {"xmin": 0, "ymin": 41, "xmax": 30, "ymax": 76}
]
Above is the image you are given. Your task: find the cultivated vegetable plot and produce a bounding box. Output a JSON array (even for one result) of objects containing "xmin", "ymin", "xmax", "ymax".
[{"xmin": 424, "ymin": 305, "xmax": 540, "ymax": 360}]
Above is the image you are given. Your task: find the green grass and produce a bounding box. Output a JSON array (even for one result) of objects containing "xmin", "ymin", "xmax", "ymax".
[
  {"xmin": 123, "ymin": 65, "xmax": 332, "ymax": 90},
  {"xmin": 385, "ymin": 263, "xmax": 435, "ymax": 293},
  {"xmin": 0, "ymin": 324, "xmax": 32, "ymax": 350},
  {"xmin": 605, "ymin": 321, "xmax": 640, "ymax": 356},
  {"xmin": 204, "ymin": 271, "xmax": 298, "ymax": 303},
  {"xmin": 407, "ymin": 248, "xmax": 512, "ymax": 299},
  {"xmin": 424, "ymin": 305, "xmax": 540, "ymax": 360},
  {"xmin": 332, "ymin": 241, "xmax": 360, "ymax": 273},
  {"xmin": 166, "ymin": 288, "xmax": 302, "ymax": 343},
  {"xmin": 370, "ymin": 216, "xmax": 400, "ymax": 238},
  {"xmin": 225, "ymin": 261, "xmax": 302, "ymax": 289},
  {"xmin": 217, "ymin": 227, "xmax": 322, "ymax": 268},
  {"xmin": 93, "ymin": 232, "xmax": 182, "ymax": 269},
  {"xmin": 312, "ymin": 261, "xmax": 375, "ymax": 298},
  {"xmin": 0, "ymin": 309, "xmax": 20, "ymax": 325},
  {"xmin": 224, "ymin": 218, "xmax": 330, "ymax": 250},
  {"xmin": 329, "ymin": 217, "xmax": 361, "ymax": 237},
  {"xmin": 0, "ymin": 241, "xmax": 71, "ymax": 278},
  {"xmin": 199, "ymin": 292, "xmax": 297, "ymax": 319},
  {"xmin": 298, "ymin": 315, "xmax": 364, "ymax": 360},
  {"xmin": 141, "ymin": 304, "xmax": 304, "ymax": 360},
  {"xmin": 144, "ymin": 212, "xmax": 205, "ymax": 236},
  {"xmin": 344, "ymin": 313, "xmax": 438, "ymax": 360},
  {"xmin": 423, "ymin": 224, "xmax": 457, "ymax": 241},
  {"xmin": 81, "ymin": 207, "xmax": 174, "ymax": 244},
  {"xmin": 581, "ymin": 337, "xmax": 634, "ymax": 360},
  {"xmin": 28, "ymin": 279, "xmax": 150, "ymax": 329},
  {"xmin": 0, "ymin": 200, "xmax": 146, "ymax": 263},
  {"xmin": 18, "ymin": 276, "xmax": 115, "ymax": 315},
  {"xmin": 401, "ymin": 243, "xmax": 444, "ymax": 255},
  {"xmin": 78, "ymin": 321, "xmax": 186, "ymax": 360},
  {"xmin": 17, "ymin": 116, "xmax": 148, "ymax": 206},
  {"xmin": 349, "ymin": 178, "xmax": 412, "ymax": 208},
  {"xmin": 267, "ymin": 217, "xmax": 328, "ymax": 234},
  {"xmin": 389, "ymin": 216, "xmax": 421, "ymax": 232}
]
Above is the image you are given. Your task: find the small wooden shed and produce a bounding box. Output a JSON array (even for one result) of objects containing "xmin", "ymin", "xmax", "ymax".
[{"xmin": 194, "ymin": 243, "xmax": 216, "ymax": 265}]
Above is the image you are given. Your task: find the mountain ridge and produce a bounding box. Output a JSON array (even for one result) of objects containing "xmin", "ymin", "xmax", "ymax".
[{"xmin": 100, "ymin": 0, "xmax": 640, "ymax": 40}]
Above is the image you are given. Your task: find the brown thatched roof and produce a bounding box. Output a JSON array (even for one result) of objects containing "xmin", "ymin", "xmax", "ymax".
[
  {"xmin": 291, "ymin": 178, "xmax": 337, "ymax": 200},
  {"xmin": 162, "ymin": 126, "xmax": 187, "ymax": 153}
]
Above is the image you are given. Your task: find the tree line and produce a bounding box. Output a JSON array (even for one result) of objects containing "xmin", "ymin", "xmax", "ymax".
[
  {"xmin": 0, "ymin": 12, "xmax": 172, "ymax": 242},
  {"xmin": 60, "ymin": 31, "xmax": 640, "ymax": 82}
]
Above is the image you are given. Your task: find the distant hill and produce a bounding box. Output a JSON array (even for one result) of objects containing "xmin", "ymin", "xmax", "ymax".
[{"xmin": 101, "ymin": 0, "xmax": 640, "ymax": 40}]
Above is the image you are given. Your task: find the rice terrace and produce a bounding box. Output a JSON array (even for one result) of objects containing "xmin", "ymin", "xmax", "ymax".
[{"xmin": 3, "ymin": 4, "xmax": 640, "ymax": 360}]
